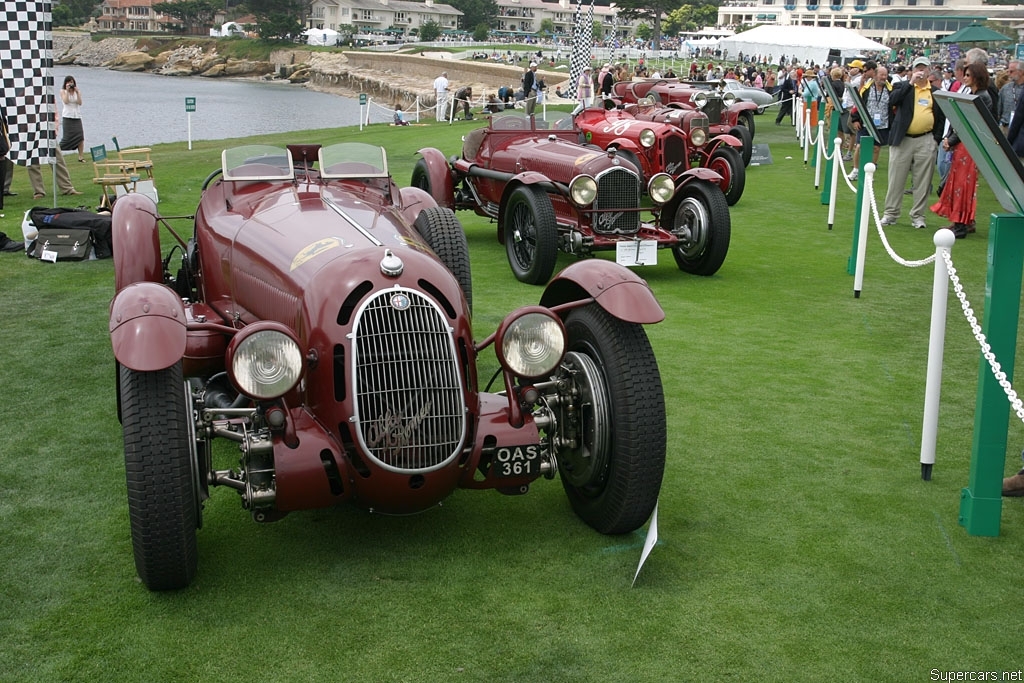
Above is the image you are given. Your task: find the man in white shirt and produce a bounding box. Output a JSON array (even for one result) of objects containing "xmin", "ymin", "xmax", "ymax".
[{"xmin": 434, "ymin": 71, "xmax": 450, "ymax": 122}]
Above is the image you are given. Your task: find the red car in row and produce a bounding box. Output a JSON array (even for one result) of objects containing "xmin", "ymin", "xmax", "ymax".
[{"xmin": 413, "ymin": 113, "xmax": 731, "ymax": 284}]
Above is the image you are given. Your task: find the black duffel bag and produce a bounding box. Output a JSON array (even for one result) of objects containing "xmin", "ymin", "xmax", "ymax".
[{"xmin": 26, "ymin": 206, "xmax": 113, "ymax": 260}]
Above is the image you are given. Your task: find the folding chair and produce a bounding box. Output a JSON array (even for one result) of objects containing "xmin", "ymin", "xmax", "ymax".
[
  {"xmin": 91, "ymin": 144, "xmax": 139, "ymax": 209},
  {"xmin": 111, "ymin": 136, "xmax": 154, "ymax": 180}
]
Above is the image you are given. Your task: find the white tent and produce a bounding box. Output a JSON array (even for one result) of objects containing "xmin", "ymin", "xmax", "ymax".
[
  {"xmin": 304, "ymin": 28, "xmax": 339, "ymax": 46},
  {"xmin": 716, "ymin": 26, "xmax": 889, "ymax": 65}
]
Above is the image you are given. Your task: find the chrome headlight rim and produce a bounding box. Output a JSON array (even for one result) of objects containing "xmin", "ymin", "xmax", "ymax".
[
  {"xmin": 639, "ymin": 128, "xmax": 657, "ymax": 148},
  {"xmin": 722, "ymin": 92, "xmax": 737, "ymax": 106},
  {"xmin": 226, "ymin": 322, "xmax": 305, "ymax": 401},
  {"xmin": 569, "ymin": 174, "xmax": 598, "ymax": 207},
  {"xmin": 647, "ymin": 173, "xmax": 676, "ymax": 205},
  {"xmin": 690, "ymin": 128, "xmax": 708, "ymax": 147},
  {"xmin": 692, "ymin": 92, "xmax": 708, "ymax": 109},
  {"xmin": 496, "ymin": 306, "xmax": 567, "ymax": 380}
]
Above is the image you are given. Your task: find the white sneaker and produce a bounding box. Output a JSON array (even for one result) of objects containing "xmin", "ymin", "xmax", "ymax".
[
  {"xmin": 880, "ymin": 216, "xmax": 897, "ymax": 227},
  {"xmin": 848, "ymin": 168, "xmax": 858, "ymax": 181}
]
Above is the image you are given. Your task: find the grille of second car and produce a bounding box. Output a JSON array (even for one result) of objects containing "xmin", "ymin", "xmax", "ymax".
[
  {"xmin": 593, "ymin": 167, "xmax": 641, "ymax": 235},
  {"xmin": 350, "ymin": 288, "xmax": 466, "ymax": 472}
]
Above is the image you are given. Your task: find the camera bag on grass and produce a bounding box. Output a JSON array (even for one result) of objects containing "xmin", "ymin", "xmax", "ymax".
[{"xmin": 26, "ymin": 206, "xmax": 113, "ymax": 261}]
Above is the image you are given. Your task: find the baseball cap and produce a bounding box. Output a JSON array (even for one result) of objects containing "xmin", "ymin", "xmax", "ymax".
[
  {"xmin": 848, "ymin": 59, "xmax": 864, "ymax": 69},
  {"xmin": 529, "ymin": 61, "xmax": 537, "ymax": 67},
  {"xmin": 912, "ymin": 56, "xmax": 931, "ymax": 68}
]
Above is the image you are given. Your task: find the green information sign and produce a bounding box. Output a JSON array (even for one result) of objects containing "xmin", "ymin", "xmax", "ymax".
[
  {"xmin": 359, "ymin": 94, "xmax": 367, "ymax": 105},
  {"xmin": 185, "ymin": 97, "xmax": 196, "ymax": 112}
]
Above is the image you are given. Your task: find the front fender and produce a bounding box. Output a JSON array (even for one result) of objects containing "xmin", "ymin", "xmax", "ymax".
[
  {"xmin": 607, "ymin": 138, "xmax": 641, "ymax": 155},
  {"xmin": 678, "ymin": 167, "xmax": 723, "ymax": 185},
  {"xmin": 109, "ymin": 282, "xmax": 187, "ymax": 372},
  {"xmin": 398, "ymin": 186, "xmax": 438, "ymax": 227},
  {"xmin": 540, "ymin": 260, "xmax": 664, "ymax": 325},
  {"xmin": 112, "ymin": 192, "xmax": 162, "ymax": 295},
  {"xmin": 708, "ymin": 134, "xmax": 742, "ymax": 151},
  {"xmin": 414, "ymin": 147, "xmax": 455, "ymax": 209}
]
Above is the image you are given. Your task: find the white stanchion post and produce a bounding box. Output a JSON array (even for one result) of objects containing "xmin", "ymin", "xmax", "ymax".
[
  {"xmin": 853, "ymin": 163, "xmax": 876, "ymax": 297},
  {"xmin": 366, "ymin": 98, "xmax": 372, "ymax": 127},
  {"xmin": 803, "ymin": 109, "xmax": 811, "ymax": 164},
  {"xmin": 814, "ymin": 120, "xmax": 825, "ymax": 188},
  {"xmin": 796, "ymin": 99, "xmax": 804, "ymax": 142},
  {"xmin": 919, "ymin": 228, "xmax": 957, "ymax": 481},
  {"xmin": 827, "ymin": 136, "xmax": 841, "ymax": 230},
  {"xmin": 416, "ymin": 95, "xmax": 420, "ymax": 123}
]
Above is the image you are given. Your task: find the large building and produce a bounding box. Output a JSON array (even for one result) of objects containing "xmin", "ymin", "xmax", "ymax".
[
  {"xmin": 308, "ymin": 0, "xmax": 639, "ymax": 41},
  {"xmin": 96, "ymin": 0, "xmax": 169, "ymax": 32},
  {"xmin": 717, "ymin": 0, "xmax": 1024, "ymax": 43}
]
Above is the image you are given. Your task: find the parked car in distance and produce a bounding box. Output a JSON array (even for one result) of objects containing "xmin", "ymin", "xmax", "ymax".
[
  {"xmin": 413, "ymin": 112, "xmax": 732, "ymax": 282},
  {"xmin": 576, "ymin": 100, "xmax": 747, "ymax": 205},
  {"xmin": 721, "ymin": 78, "xmax": 777, "ymax": 112},
  {"xmin": 614, "ymin": 80, "xmax": 757, "ymax": 166},
  {"xmin": 107, "ymin": 141, "xmax": 667, "ymax": 590}
]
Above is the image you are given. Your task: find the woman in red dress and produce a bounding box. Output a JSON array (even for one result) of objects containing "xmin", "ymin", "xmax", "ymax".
[{"xmin": 930, "ymin": 62, "xmax": 992, "ymax": 239}]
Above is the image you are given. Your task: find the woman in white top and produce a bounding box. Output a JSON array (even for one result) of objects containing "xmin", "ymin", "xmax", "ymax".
[{"xmin": 59, "ymin": 75, "xmax": 85, "ymax": 162}]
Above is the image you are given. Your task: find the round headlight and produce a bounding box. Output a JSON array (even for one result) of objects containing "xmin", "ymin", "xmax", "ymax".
[
  {"xmin": 647, "ymin": 173, "xmax": 675, "ymax": 204},
  {"xmin": 692, "ymin": 92, "xmax": 708, "ymax": 109},
  {"xmin": 569, "ymin": 175, "xmax": 598, "ymax": 206},
  {"xmin": 639, "ymin": 128, "xmax": 656, "ymax": 148},
  {"xmin": 723, "ymin": 92, "xmax": 737, "ymax": 106},
  {"xmin": 227, "ymin": 324, "xmax": 304, "ymax": 400},
  {"xmin": 497, "ymin": 308, "xmax": 567, "ymax": 379},
  {"xmin": 690, "ymin": 128, "xmax": 707, "ymax": 147}
]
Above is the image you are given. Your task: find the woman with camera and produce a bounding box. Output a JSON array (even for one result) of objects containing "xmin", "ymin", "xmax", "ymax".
[{"xmin": 59, "ymin": 75, "xmax": 85, "ymax": 162}]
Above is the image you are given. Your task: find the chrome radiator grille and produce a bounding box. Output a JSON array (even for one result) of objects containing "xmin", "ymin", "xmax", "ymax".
[
  {"xmin": 703, "ymin": 97, "xmax": 723, "ymax": 124},
  {"xmin": 593, "ymin": 167, "xmax": 640, "ymax": 235},
  {"xmin": 351, "ymin": 288, "xmax": 466, "ymax": 473},
  {"xmin": 663, "ymin": 134, "xmax": 687, "ymax": 176}
]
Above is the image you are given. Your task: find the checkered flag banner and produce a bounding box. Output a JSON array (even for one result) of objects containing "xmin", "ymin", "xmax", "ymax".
[
  {"xmin": 565, "ymin": 0, "xmax": 584, "ymax": 99},
  {"xmin": 611, "ymin": 10, "xmax": 619, "ymax": 50},
  {"xmin": 1, "ymin": 1, "xmax": 55, "ymax": 166}
]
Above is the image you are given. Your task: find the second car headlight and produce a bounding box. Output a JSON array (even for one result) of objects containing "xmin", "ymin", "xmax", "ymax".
[
  {"xmin": 690, "ymin": 128, "xmax": 707, "ymax": 147},
  {"xmin": 227, "ymin": 323, "xmax": 304, "ymax": 400},
  {"xmin": 647, "ymin": 173, "xmax": 675, "ymax": 204},
  {"xmin": 723, "ymin": 92, "xmax": 737, "ymax": 106},
  {"xmin": 639, "ymin": 128, "xmax": 656, "ymax": 148},
  {"xmin": 497, "ymin": 308, "xmax": 567, "ymax": 379},
  {"xmin": 569, "ymin": 175, "xmax": 598, "ymax": 206},
  {"xmin": 692, "ymin": 92, "xmax": 708, "ymax": 109}
]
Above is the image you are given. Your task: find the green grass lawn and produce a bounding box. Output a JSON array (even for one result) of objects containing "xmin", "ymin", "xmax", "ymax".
[{"xmin": 2, "ymin": 115, "xmax": 1022, "ymax": 682}]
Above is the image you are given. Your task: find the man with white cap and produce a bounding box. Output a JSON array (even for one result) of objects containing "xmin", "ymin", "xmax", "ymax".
[
  {"xmin": 574, "ymin": 65, "xmax": 594, "ymax": 115},
  {"xmin": 523, "ymin": 62, "xmax": 539, "ymax": 116},
  {"xmin": 433, "ymin": 71, "xmax": 450, "ymax": 122},
  {"xmin": 879, "ymin": 55, "xmax": 945, "ymax": 231}
]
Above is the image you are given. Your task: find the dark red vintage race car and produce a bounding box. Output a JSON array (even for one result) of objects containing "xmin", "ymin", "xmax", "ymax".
[
  {"xmin": 108, "ymin": 141, "xmax": 667, "ymax": 590},
  {"xmin": 413, "ymin": 112, "xmax": 731, "ymax": 284},
  {"xmin": 573, "ymin": 102, "xmax": 746, "ymax": 206},
  {"xmin": 614, "ymin": 80, "xmax": 757, "ymax": 167}
]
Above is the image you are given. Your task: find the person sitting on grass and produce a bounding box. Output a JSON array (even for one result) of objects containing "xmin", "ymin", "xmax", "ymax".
[{"xmin": 393, "ymin": 106, "xmax": 409, "ymax": 126}]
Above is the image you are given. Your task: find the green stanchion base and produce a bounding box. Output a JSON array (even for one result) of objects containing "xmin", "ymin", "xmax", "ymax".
[{"xmin": 959, "ymin": 487, "xmax": 1002, "ymax": 537}]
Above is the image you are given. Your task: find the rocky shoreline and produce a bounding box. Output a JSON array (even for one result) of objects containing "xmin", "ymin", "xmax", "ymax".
[{"xmin": 51, "ymin": 33, "xmax": 557, "ymax": 110}]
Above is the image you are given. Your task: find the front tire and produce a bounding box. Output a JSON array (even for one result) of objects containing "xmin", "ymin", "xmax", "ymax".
[
  {"xmin": 415, "ymin": 206, "xmax": 473, "ymax": 311},
  {"xmin": 738, "ymin": 110, "xmax": 756, "ymax": 138},
  {"xmin": 120, "ymin": 361, "xmax": 200, "ymax": 591},
  {"xmin": 728, "ymin": 124, "xmax": 753, "ymax": 167},
  {"xmin": 557, "ymin": 304, "xmax": 665, "ymax": 534},
  {"xmin": 503, "ymin": 185, "xmax": 559, "ymax": 285},
  {"xmin": 708, "ymin": 146, "xmax": 746, "ymax": 206},
  {"xmin": 411, "ymin": 158, "xmax": 433, "ymax": 195},
  {"xmin": 670, "ymin": 181, "xmax": 731, "ymax": 276}
]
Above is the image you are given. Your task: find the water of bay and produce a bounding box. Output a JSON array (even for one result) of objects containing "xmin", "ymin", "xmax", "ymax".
[{"xmin": 58, "ymin": 64, "xmax": 391, "ymax": 149}]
